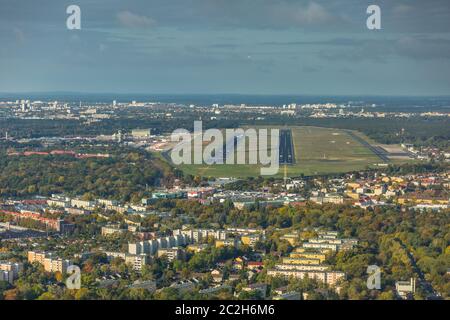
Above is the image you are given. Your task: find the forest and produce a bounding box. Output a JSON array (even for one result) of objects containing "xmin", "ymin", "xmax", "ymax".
[{"xmin": 0, "ymin": 148, "xmax": 174, "ymax": 202}]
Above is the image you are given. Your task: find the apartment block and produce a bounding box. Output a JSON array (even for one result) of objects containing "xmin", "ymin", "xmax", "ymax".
[
  {"xmin": 0, "ymin": 261, "xmax": 23, "ymax": 284},
  {"xmin": 128, "ymin": 234, "xmax": 190, "ymax": 255},
  {"xmin": 125, "ymin": 254, "xmax": 149, "ymax": 271},
  {"xmin": 43, "ymin": 257, "xmax": 71, "ymax": 273},
  {"xmin": 267, "ymin": 269, "xmax": 345, "ymax": 286},
  {"xmin": 173, "ymin": 228, "xmax": 227, "ymax": 242},
  {"xmin": 289, "ymin": 252, "xmax": 327, "ymax": 263},
  {"xmin": 282, "ymin": 257, "xmax": 322, "ymax": 265},
  {"xmin": 241, "ymin": 233, "xmax": 263, "ymax": 247},
  {"xmin": 101, "ymin": 224, "xmax": 127, "ymax": 236},
  {"xmin": 104, "ymin": 251, "xmax": 149, "ymax": 271},
  {"xmin": 273, "ymin": 264, "xmax": 330, "ymax": 271},
  {"xmin": 28, "ymin": 251, "xmax": 70, "ymax": 273},
  {"xmin": 157, "ymin": 248, "xmax": 183, "ymax": 261},
  {"xmin": 215, "ymin": 238, "xmax": 240, "ymax": 248},
  {"xmin": 70, "ymin": 199, "xmax": 96, "ymax": 209}
]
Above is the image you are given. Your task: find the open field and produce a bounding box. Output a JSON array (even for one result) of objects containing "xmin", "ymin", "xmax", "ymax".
[{"xmin": 167, "ymin": 126, "xmax": 415, "ymax": 178}]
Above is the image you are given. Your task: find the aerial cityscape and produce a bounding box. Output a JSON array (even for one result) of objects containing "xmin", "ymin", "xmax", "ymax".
[
  {"xmin": 0, "ymin": 96, "xmax": 448, "ymax": 302},
  {"xmin": 0, "ymin": 0, "xmax": 449, "ymax": 312}
]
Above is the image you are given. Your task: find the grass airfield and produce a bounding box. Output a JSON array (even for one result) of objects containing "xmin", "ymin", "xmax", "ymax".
[{"xmin": 170, "ymin": 126, "xmax": 411, "ymax": 178}]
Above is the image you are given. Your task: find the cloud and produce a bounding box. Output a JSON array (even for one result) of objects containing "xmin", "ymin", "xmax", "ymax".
[
  {"xmin": 260, "ymin": 38, "xmax": 363, "ymax": 47},
  {"xmin": 99, "ymin": 43, "xmax": 107, "ymax": 52},
  {"xmin": 338, "ymin": 67, "xmax": 353, "ymax": 74},
  {"xmin": 302, "ymin": 65, "xmax": 321, "ymax": 73},
  {"xmin": 315, "ymin": 36, "xmax": 450, "ymax": 62},
  {"xmin": 261, "ymin": 1, "xmax": 346, "ymax": 29},
  {"xmin": 392, "ymin": 4, "xmax": 414, "ymax": 15},
  {"xmin": 12, "ymin": 27, "xmax": 25, "ymax": 44},
  {"xmin": 69, "ymin": 34, "xmax": 81, "ymax": 42},
  {"xmin": 395, "ymin": 36, "xmax": 450, "ymax": 60},
  {"xmin": 117, "ymin": 11, "xmax": 156, "ymax": 28},
  {"xmin": 291, "ymin": 2, "xmax": 333, "ymax": 25}
]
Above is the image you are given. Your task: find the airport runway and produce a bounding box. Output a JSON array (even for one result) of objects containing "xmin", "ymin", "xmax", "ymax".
[
  {"xmin": 345, "ymin": 130, "xmax": 390, "ymax": 162},
  {"xmin": 279, "ymin": 129, "xmax": 295, "ymax": 165}
]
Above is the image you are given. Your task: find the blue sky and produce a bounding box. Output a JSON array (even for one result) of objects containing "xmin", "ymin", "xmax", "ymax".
[{"xmin": 1, "ymin": 0, "xmax": 450, "ymax": 95}]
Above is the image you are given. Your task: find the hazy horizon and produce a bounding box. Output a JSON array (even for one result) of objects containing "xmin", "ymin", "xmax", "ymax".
[{"xmin": 1, "ymin": 0, "xmax": 450, "ymax": 96}]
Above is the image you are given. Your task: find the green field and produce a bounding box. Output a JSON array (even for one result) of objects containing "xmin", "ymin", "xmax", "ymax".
[{"xmin": 168, "ymin": 126, "xmax": 410, "ymax": 178}]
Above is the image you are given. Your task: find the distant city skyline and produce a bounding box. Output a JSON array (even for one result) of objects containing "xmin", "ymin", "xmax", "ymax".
[{"xmin": 1, "ymin": 0, "xmax": 450, "ymax": 96}]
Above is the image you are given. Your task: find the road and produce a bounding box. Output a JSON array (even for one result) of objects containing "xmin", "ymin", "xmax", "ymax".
[{"xmin": 395, "ymin": 238, "xmax": 442, "ymax": 299}]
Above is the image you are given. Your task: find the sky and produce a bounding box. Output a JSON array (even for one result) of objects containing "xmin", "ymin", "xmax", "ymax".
[{"xmin": 1, "ymin": 0, "xmax": 450, "ymax": 96}]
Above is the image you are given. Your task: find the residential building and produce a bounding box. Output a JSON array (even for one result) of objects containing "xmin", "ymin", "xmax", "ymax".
[
  {"xmin": 241, "ymin": 233, "xmax": 263, "ymax": 247},
  {"xmin": 43, "ymin": 257, "xmax": 71, "ymax": 273},
  {"xmin": 70, "ymin": 199, "xmax": 95, "ymax": 209},
  {"xmin": 215, "ymin": 238, "xmax": 240, "ymax": 248},
  {"xmin": 128, "ymin": 234, "xmax": 190, "ymax": 255},
  {"xmin": 28, "ymin": 251, "xmax": 70, "ymax": 273},
  {"xmin": 157, "ymin": 248, "xmax": 183, "ymax": 261},
  {"xmin": 130, "ymin": 280, "xmax": 156, "ymax": 293},
  {"xmin": 273, "ymin": 291, "xmax": 301, "ymax": 300},
  {"xmin": 125, "ymin": 254, "xmax": 149, "ymax": 271},
  {"xmin": 395, "ymin": 278, "xmax": 416, "ymax": 299},
  {"xmin": 0, "ymin": 261, "xmax": 23, "ymax": 284},
  {"xmin": 101, "ymin": 224, "xmax": 127, "ymax": 236},
  {"xmin": 241, "ymin": 283, "xmax": 267, "ymax": 299},
  {"xmin": 267, "ymin": 270, "xmax": 345, "ymax": 286},
  {"xmin": 273, "ymin": 264, "xmax": 329, "ymax": 271},
  {"xmin": 282, "ymin": 257, "xmax": 322, "ymax": 265}
]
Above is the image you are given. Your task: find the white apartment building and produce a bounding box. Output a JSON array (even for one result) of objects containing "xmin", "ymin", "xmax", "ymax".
[
  {"xmin": 0, "ymin": 261, "xmax": 23, "ymax": 284},
  {"xmin": 47, "ymin": 199, "xmax": 70, "ymax": 208},
  {"xmin": 173, "ymin": 228, "xmax": 227, "ymax": 242},
  {"xmin": 128, "ymin": 234, "xmax": 190, "ymax": 255},
  {"xmin": 70, "ymin": 199, "xmax": 96, "ymax": 209},
  {"xmin": 395, "ymin": 278, "xmax": 416, "ymax": 299},
  {"xmin": 97, "ymin": 199, "xmax": 118, "ymax": 206},
  {"xmin": 104, "ymin": 252, "xmax": 149, "ymax": 271}
]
